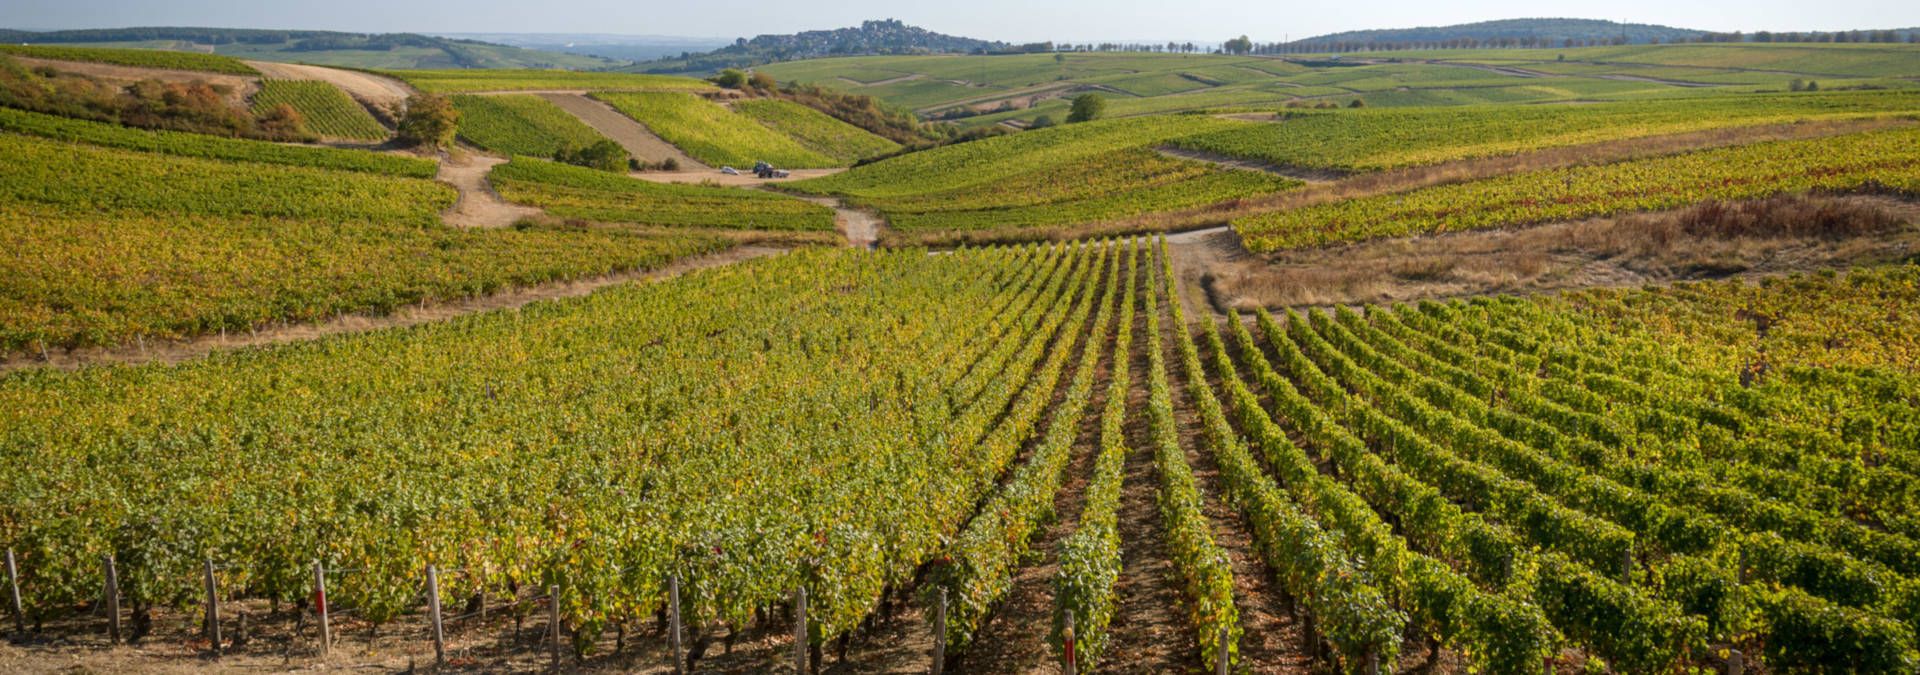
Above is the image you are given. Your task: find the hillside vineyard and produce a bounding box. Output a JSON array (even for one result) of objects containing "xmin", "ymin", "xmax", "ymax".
[{"xmin": 2, "ymin": 33, "xmax": 1920, "ymax": 675}]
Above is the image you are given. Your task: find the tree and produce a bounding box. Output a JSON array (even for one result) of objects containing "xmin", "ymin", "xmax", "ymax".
[
  {"xmin": 748, "ymin": 71, "xmax": 777, "ymax": 90},
  {"xmin": 1066, "ymin": 93, "xmax": 1106, "ymax": 123},
  {"xmin": 397, "ymin": 93, "xmax": 459, "ymax": 150},
  {"xmin": 1029, "ymin": 114, "xmax": 1057, "ymax": 129},
  {"xmin": 1346, "ymin": 98, "xmax": 1366, "ymax": 108},
  {"xmin": 555, "ymin": 140, "xmax": 632, "ymax": 172},
  {"xmin": 1054, "ymin": 53, "xmax": 1066, "ymax": 64},
  {"xmin": 255, "ymin": 102, "xmax": 308, "ymax": 140},
  {"xmin": 713, "ymin": 68, "xmax": 748, "ymax": 89},
  {"xmin": 1224, "ymin": 35, "xmax": 1254, "ymax": 55}
]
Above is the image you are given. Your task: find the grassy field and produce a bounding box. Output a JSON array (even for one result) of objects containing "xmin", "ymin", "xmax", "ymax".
[
  {"xmin": 732, "ymin": 99, "xmax": 900, "ymax": 163},
  {"xmin": 1168, "ymin": 89, "xmax": 1920, "ymax": 171},
  {"xmin": 756, "ymin": 45, "xmax": 1920, "ymax": 125},
  {"xmin": 451, "ymin": 94, "xmax": 612, "ymax": 157},
  {"xmin": 0, "ymin": 43, "xmax": 257, "ymax": 74},
  {"xmin": 387, "ymin": 69, "xmax": 716, "ymax": 94},
  {"xmin": 491, "ymin": 157, "xmax": 837, "ymax": 231},
  {"xmin": 592, "ymin": 92, "xmax": 839, "ymax": 168},
  {"xmin": 1233, "ymin": 126, "xmax": 1920, "ymax": 250},
  {"xmin": 0, "ymin": 131, "xmax": 728, "ymax": 350},
  {"xmin": 250, "ymin": 79, "xmax": 388, "ymax": 141}
]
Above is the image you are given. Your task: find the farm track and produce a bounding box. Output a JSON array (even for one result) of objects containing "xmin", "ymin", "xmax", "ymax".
[
  {"xmin": 242, "ymin": 60, "xmax": 414, "ymax": 108},
  {"xmin": 537, "ymin": 92, "xmax": 710, "ymax": 169},
  {"xmin": 0, "ymin": 246, "xmax": 785, "ymax": 373},
  {"xmin": 438, "ymin": 152, "xmax": 543, "ymax": 228},
  {"xmin": 794, "ymin": 195, "xmax": 886, "ymax": 248},
  {"xmin": 1155, "ymin": 146, "xmax": 1344, "ymax": 183}
]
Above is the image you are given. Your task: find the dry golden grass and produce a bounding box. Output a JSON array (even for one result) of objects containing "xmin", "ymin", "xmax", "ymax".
[{"xmin": 1190, "ymin": 194, "xmax": 1920, "ymax": 312}]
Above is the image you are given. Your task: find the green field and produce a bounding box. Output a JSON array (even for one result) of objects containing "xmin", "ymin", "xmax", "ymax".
[
  {"xmin": 732, "ymin": 99, "xmax": 901, "ymax": 163},
  {"xmin": 787, "ymin": 115, "xmax": 1298, "ymax": 239},
  {"xmin": 387, "ymin": 69, "xmax": 716, "ymax": 94},
  {"xmin": 491, "ymin": 157, "xmax": 837, "ymax": 231},
  {"xmin": 250, "ymin": 80, "xmax": 387, "ymax": 141},
  {"xmin": 592, "ymin": 92, "xmax": 839, "ymax": 168},
  {"xmin": 1168, "ymin": 89, "xmax": 1920, "ymax": 171},
  {"xmin": 1233, "ymin": 126, "xmax": 1920, "ymax": 250},
  {"xmin": 756, "ymin": 45, "xmax": 1920, "ymax": 127},
  {"xmin": 451, "ymin": 94, "xmax": 612, "ymax": 157},
  {"xmin": 0, "ymin": 43, "xmax": 257, "ymax": 74}
]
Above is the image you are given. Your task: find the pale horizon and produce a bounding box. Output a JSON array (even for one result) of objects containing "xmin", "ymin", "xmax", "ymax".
[{"xmin": 3, "ymin": 1, "xmax": 1917, "ymax": 45}]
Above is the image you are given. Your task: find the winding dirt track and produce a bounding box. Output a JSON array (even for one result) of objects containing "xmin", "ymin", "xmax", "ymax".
[
  {"xmin": 242, "ymin": 60, "xmax": 414, "ymax": 108},
  {"xmin": 437, "ymin": 152, "xmax": 542, "ymax": 228},
  {"xmin": 1, "ymin": 246, "xmax": 786, "ymax": 373},
  {"xmin": 538, "ymin": 92, "xmax": 709, "ymax": 169}
]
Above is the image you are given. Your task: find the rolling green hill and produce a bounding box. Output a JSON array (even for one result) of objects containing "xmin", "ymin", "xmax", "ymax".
[
  {"xmin": 757, "ymin": 43, "xmax": 1920, "ymax": 128},
  {"xmin": 0, "ymin": 27, "xmax": 618, "ymax": 70}
]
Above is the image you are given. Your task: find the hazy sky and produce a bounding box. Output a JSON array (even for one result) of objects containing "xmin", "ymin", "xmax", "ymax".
[{"xmin": 4, "ymin": 0, "xmax": 1916, "ymax": 43}]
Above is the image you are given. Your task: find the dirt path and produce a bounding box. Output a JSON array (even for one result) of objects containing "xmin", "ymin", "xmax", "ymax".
[
  {"xmin": 1441, "ymin": 61, "xmax": 1552, "ymax": 78},
  {"xmin": 1156, "ymin": 146, "xmax": 1344, "ymax": 183},
  {"xmin": 14, "ymin": 56, "xmax": 258, "ymax": 102},
  {"xmin": 839, "ymin": 73, "xmax": 924, "ymax": 87},
  {"xmin": 791, "ymin": 195, "xmax": 885, "ymax": 249},
  {"xmin": 438, "ymin": 152, "xmax": 543, "ymax": 228},
  {"xmin": 1, "ymin": 246, "xmax": 785, "ymax": 373},
  {"xmin": 630, "ymin": 168, "xmax": 845, "ymax": 187},
  {"xmin": 538, "ymin": 93, "xmax": 710, "ymax": 169},
  {"xmin": 1598, "ymin": 73, "xmax": 1720, "ymax": 88},
  {"xmin": 242, "ymin": 60, "xmax": 414, "ymax": 108}
]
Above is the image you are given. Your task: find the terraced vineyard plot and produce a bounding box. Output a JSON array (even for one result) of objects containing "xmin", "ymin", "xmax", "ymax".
[
  {"xmin": 0, "ymin": 107, "xmax": 436, "ymax": 177},
  {"xmin": 249, "ymin": 79, "xmax": 387, "ymax": 140},
  {"xmin": 0, "ymin": 43, "xmax": 258, "ymax": 74},
  {"xmin": 1170, "ymin": 90, "xmax": 1920, "ymax": 172},
  {"xmin": 731, "ymin": 98, "xmax": 900, "ymax": 163},
  {"xmin": 592, "ymin": 92, "xmax": 838, "ymax": 168},
  {"xmin": 786, "ymin": 115, "xmax": 1297, "ymax": 242},
  {"xmin": 1235, "ymin": 125, "xmax": 1920, "ymax": 250},
  {"xmin": 383, "ymin": 69, "xmax": 716, "ymax": 94},
  {"xmin": 0, "ymin": 243, "xmax": 1125, "ymax": 656},
  {"xmin": 0, "ymin": 132, "xmax": 729, "ymax": 352},
  {"xmin": 451, "ymin": 93, "xmax": 612, "ymax": 157},
  {"xmin": 490, "ymin": 157, "xmax": 836, "ymax": 231}
]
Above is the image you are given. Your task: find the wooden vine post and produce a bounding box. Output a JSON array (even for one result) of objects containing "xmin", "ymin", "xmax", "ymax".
[
  {"xmin": 5, "ymin": 548, "xmax": 22, "ymax": 635},
  {"xmin": 426, "ymin": 564, "xmax": 446, "ymax": 668},
  {"xmin": 1216, "ymin": 625, "xmax": 1230, "ymax": 675},
  {"xmin": 668, "ymin": 575, "xmax": 684, "ymax": 675},
  {"xmin": 547, "ymin": 586, "xmax": 562, "ymax": 672},
  {"xmin": 102, "ymin": 555, "xmax": 120, "ymax": 645},
  {"xmin": 933, "ymin": 589, "xmax": 949, "ymax": 675},
  {"xmin": 313, "ymin": 561, "xmax": 330, "ymax": 658},
  {"xmin": 793, "ymin": 587, "xmax": 808, "ymax": 674},
  {"xmin": 203, "ymin": 558, "xmax": 222, "ymax": 656}
]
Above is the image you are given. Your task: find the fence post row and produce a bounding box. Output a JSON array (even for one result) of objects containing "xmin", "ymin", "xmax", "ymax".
[
  {"xmin": 793, "ymin": 587, "xmax": 808, "ymax": 674},
  {"xmin": 426, "ymin": 564, "xmax": 446, "ymax": 668},
  {"xmin": 203, "ymin": 558, "xmax": 221, "ymax": 656},
  {"xmin": 313, "ymin": 560, "xmax": 330, "ymax": 658},
  {"xmin": 6, "ymin": 548, "xmax": 22, "ymax": 635},
  {"xmin": 668, "ymin": 575, "xmax": 685, "ymax": 675},
  {"xmin": 103, "ymin": 555, "xmax": 120, "ymax": 645}
]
